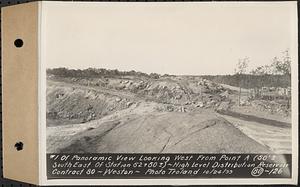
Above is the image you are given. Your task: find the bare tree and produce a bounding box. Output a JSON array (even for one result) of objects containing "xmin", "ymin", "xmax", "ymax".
[
  {"xmin": 235, "ymin": 57, "xmax": 249, "ymax": 106},
  {"xmin": 271, "ymin": 49, "xmax": 291, "ymax": 75},
  {"xmin": 250, "ymin": 49, "xmax": 291, "ymax": 76}
]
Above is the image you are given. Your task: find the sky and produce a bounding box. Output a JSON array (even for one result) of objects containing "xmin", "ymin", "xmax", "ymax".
[{"xmin": 42, "ymin": 2, "xmax": 297, "ymax": 75}]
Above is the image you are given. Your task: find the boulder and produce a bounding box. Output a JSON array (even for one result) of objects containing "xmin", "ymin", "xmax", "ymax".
[
  {"xmin": 196, "ymin": 102, "xmax": 204, "ymax": 108},
  {"xmin": 216, "ymin": 101, "xmax": 230, "ymax": 111},
  {"xmin": 126, "ymin": 102, "xmax": 133, "ymax": 107},
  {"xmin": 220, "ymin": 90, "xmax": 229, "ymax": 98}
]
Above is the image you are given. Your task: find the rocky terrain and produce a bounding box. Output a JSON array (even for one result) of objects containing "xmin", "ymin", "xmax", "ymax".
[{"xmin": 46, "ymin": 70, "xmax": 291, "ymax": 153}]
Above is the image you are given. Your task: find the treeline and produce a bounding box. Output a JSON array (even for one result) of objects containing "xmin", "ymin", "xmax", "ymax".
[
  {"xmin": 47, "ymin": 68, "xmax": 291, "ymax": 88},
  {"xmin": 202, "ymin": 74, "xmax": 291, "ymax": 89},
  {"xmin": 47, "ymin": 68, "xmax": 161, "ymax": 79}
]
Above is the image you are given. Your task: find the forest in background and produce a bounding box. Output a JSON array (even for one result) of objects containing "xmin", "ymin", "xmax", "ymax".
[
  {"xmin": 47, "ymin": 68, "xmax": 291, "ymax": 89},
  {"xmin": 47, "ymin": 49, "xmax": 292, "ymax": 89},
  {"xmin": 201, "ymin": 74, "xmax": 290, "ymax": 89}
]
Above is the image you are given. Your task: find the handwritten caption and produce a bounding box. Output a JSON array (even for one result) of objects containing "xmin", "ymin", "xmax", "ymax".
[{"xmin": 47, "ymin": 154, "xmax": 291, "ymax": 179}]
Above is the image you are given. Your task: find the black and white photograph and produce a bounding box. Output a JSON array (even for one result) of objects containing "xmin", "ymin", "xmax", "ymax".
[
  {"xmin": 1, "ymin": 1, "xmax": 297, "ymax": 185},
  {"xmin": 45, "ymin": 2, "xmax": 296, "ymax": 155},
  {"xmin": 39, "ymin": 1, "xmax": 297, "ymax": 184}
]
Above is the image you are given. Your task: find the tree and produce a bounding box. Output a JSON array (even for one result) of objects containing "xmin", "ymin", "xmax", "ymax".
[
  {"xmin": 235, "ymin": 57, "xmax": 249, "ymax": 106},
  {"xmin": 235, "ymin": 57, "xmax": 249, "ymax": 75},
  {"xmin": 271, "ymin": 49, "xmax": 291, "ymax": 75},
  {"xmin": 250, "ymin": 65, "xmax": 273, "ymax": 75},
  {"xmin": 250, "ymin": 49, "xmax": 291, "ymax": 76},
  {"xmin": 150, "ymin": 73, "xmax": 160, "ymax": 79}
]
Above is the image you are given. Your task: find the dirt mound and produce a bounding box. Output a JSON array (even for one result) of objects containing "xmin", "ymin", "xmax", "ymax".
[
  {"xmin": 47, "ymin": 81, "xmax": 136, "ymax": 126},
  {"xmin": 47, "ymin": 76, "xmax": 231, "ymax": 115},
  {"xmin": 47, "ymin": 111, "xmax": 271, "ymax": 153},
  {"xmin": 47, "ymin": 75, "xmax": 233, "ymax": 127}
]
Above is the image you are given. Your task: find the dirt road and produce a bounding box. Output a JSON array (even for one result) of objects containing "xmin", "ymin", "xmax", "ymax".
[
  {"xmin": 217, "ymin": 112, "xmax": 291, "ymax": 153},
  {"xmin": 217, "ymin": 83, "xmax": 292, "ymax": 153}
]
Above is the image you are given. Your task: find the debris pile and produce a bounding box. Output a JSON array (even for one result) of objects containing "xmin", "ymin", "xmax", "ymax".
[
  {"xmin": 47, "ymin": 76, "xmax": 234, "ymax": 126},
  {"xmin": 46, "ymin": 85, "xmax": 135, "ymax": 126},
  {"xmin": 251, "ymin": 100, "xmax": 290, "ymax": 116}
]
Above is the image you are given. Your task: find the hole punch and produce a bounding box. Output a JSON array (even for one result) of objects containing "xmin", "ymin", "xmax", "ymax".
[
  {"xmin": 14, "ymin": 38, "xmax": 24, "ymax": 48},
  {"xmin": 14, "ymin": 142, "xmax": 24, "ymax": 151}
]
